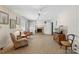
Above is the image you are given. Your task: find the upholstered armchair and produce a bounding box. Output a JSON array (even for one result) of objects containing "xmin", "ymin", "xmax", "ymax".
[{"xmin": 10, "ymin": 33, "xmax": 28, "ymax": 49}]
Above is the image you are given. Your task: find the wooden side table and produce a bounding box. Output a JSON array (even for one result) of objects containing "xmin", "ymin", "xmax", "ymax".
[{"xmin": 53, "ymin": 33, "xmax": 66, "ymax": 45}]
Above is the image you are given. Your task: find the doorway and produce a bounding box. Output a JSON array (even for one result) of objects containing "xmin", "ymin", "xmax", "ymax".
[{"xmin": 51, "ymin": 22, "xmax": 53, "ymax": 35}]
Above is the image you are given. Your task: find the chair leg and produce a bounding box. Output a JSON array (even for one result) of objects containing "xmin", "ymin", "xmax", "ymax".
[
  {"xmin": 60, "ymin": 45, "xmax": 62, "ymax": 48},
  {"xmin": 60, "ymin": 43, "xmax": 62, "ymax": 48},
  {"xmin": 60, "ymin": 46, "xmax": 62, "ymax": 48}
]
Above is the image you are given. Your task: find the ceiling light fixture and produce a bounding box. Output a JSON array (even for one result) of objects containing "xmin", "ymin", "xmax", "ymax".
[{"xmin": 37, "ymin": 6, "xmax": 46, "ymax": 20}]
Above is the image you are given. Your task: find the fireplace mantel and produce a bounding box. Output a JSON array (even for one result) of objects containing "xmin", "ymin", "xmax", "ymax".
[{"xmin": 36, "ymin": 27, "xmax": 44, "ymax": 29}]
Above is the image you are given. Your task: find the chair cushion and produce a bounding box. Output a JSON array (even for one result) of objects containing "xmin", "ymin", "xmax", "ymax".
[
  {"xmin": 61, "ymin": 41, "xmax": 71, "ymax": 46},
  {"xmin": 13, "ymin": 31, "xmax": 21, "ymax": 40}
]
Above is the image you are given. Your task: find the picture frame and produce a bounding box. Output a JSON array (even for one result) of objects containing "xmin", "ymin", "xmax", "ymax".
[
  {"xmin": 16, "ymin": 16, "xmax": 20, "ymax": 25},
  {"xmin": 0, "ymin": 11, "xmax": 9, "ymax": 24},
  {"xmin": 10, "ymin": 19, "xmax": 16, "ymax": 29}
]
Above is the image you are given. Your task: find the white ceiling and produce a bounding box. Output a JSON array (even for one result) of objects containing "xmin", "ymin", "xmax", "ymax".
[{"xmin": 5, "ymin": 5, "xmax": 77, "ymax": 20}]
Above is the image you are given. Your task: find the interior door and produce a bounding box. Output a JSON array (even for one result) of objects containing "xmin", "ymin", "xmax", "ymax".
[{"xmin": 52, "ymin": 22, "xmax": 53, "ymax": 35}]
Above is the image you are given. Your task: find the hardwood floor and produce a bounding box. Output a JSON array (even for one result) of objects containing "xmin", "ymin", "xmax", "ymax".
[{"xmin": 4, "ymin": 33, "xmax": 72, "ymax": 54}]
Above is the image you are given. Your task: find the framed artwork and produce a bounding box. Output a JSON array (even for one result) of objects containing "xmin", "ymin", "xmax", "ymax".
[
  {"xmin": 16, "ymin": 17, "xmax": 20, "ymax": 25},
  {"xmin": 0, "ymin": 11, "xmax": 9, "ymax": 24},
  {"xmin": 10, "ymin": 19, "xmax": 16, "ymax": 29}
]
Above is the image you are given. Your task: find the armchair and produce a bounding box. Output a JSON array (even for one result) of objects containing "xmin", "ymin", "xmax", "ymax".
[{"xmin": 10, "ymin": 33, "xmax": 28, "ymax": 49}]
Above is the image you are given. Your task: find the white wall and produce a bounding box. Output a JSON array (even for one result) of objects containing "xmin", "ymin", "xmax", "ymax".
[
  {"xmin": 0, "ymin": 6, "xmax": 29, "ymax": 52},
  {"xmin": 44, "ymin": 20, "xmax": 52, "ymax": 34},
  {"xmin": 20, "ymin": 17, "xmax": 29, "ymax": 32},
  {"xmin": 77, "ymin": 7, "xmax": 79, "ymax": 36},
  {"xmin": 29, "ymin": 20, "xmax": 36, "ymax": 34},
  {"xmin": 25, "ymin": 19, "xmax": 29, "ymax": 31},
  {"xmin": 57, "ymin": 7, "xmax": 77, "ymax": 35},
  {"xmin": 20, "ymin": 18, "xmax": 26, "ymax": 31}
]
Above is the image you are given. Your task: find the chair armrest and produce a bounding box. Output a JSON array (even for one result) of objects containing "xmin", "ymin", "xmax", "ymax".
[{"xmin": 16, "ymin": 38, "xmax": 28, "ymax": 42}]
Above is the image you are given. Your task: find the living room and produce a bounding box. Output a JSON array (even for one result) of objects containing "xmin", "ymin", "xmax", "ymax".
[{"xmin": 0, "ymin": 5, "xmax": 79, "ymax": 54}]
